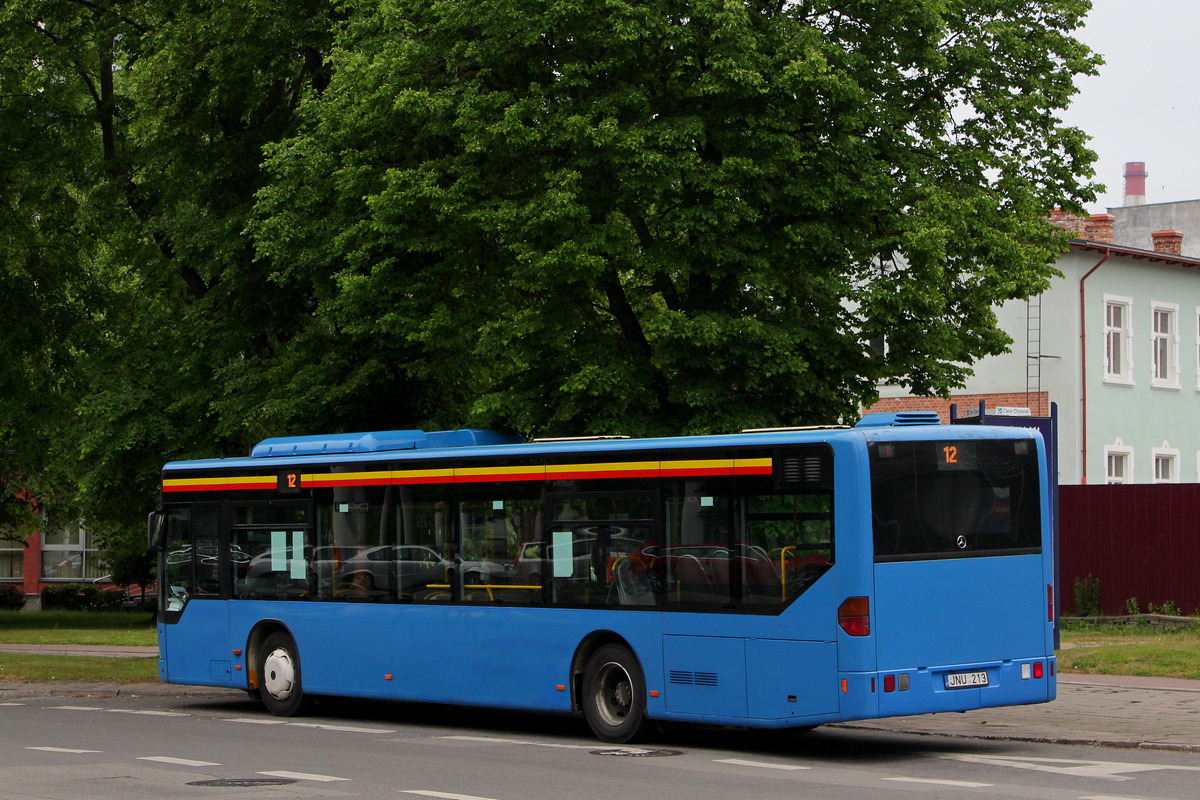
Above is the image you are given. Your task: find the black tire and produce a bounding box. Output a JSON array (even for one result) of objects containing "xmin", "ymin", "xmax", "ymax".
[
  {"xmin": 582, "ymin": 643, "xmax": 649, "ymax": 743},
  {"xmin": 258, "ymin": 631, "xmax": 308, "ymax": 716}
]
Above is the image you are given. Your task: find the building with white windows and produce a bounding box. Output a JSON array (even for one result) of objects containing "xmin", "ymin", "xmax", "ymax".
[{"xmin": 869, "ymin": 212, "xmax": 1200, "ymax": 485}]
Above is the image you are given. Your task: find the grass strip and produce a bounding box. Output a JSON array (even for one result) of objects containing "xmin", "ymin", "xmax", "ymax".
[
  {"xmin": 0, "ymin": 611, "xmax": 157, "ymax": 647},
  {"xmin": 1058, "ymin": 620, "xmax": 1200, "ymax": 680},
  {"xmin": 0, "ymin": 652, "xmax": 159, "ymax": 683}
]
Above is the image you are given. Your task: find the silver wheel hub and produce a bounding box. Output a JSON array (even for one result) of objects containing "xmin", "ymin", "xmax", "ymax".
[
  {"xmin": 593, "ymin": 661, "xmax": 633, "ymax": 727},
  {"xmin": 263, "ymin": 647, "xmax": 296, "ymax": 700}
]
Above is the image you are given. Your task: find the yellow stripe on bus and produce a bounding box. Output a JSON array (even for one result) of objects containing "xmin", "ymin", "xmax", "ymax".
[{"xmin": 166, "ymin": 456, "xmax": 773, "ymax": 492}]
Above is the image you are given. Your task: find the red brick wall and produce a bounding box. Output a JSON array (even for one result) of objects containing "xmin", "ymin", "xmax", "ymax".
[
  {"xmin": 864, "ymin": 392, "xmax": 1050, "ymax": 423},
  {"xmin": 1047, "ymin": 209, "xmax": 1087, "ymax": 236}
]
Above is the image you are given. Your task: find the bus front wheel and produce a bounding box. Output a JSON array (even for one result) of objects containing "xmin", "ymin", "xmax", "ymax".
[
  {"xmin": 582, "ymin": 643, "xmax": 648, "ymax": 743},
  {"xmin": 258, "ymin": 631, "xmax": 307, "ymax": 716}
]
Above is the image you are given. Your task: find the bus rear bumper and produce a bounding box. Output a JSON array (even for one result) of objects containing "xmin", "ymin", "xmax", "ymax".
[
  {"xmin": 837, "ymin": 657, "xmax": 1056, "ymax": 721},
  {"xmin": 871, "ymin": 657, "xmax": 1056, "ymax": 718}
]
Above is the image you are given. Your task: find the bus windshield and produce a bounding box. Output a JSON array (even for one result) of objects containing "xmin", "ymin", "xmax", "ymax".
[{"xmin": 870, "ymin": 438, "xmax": 1041, "ymax": 561}]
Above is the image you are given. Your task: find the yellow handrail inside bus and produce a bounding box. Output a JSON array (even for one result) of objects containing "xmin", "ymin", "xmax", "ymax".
[
  {"xmin": 426, "ymin": 583, "xmax": 541, "ymax": 601},
  {"xmin": 777, "ymin": 546, "xmax": 796, "ymax": 601}
]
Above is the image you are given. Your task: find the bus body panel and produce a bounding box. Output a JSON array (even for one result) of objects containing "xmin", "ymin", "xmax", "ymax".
[
  {"xmin": 158, "ymin": 599, "xmax": 231, "ymax": 686},
  {"xmin": 226, "ymin": 601, "xmax": 666, "ymax": 713},
  {"xmin": 229, "ymin": 601, "xmax": 405, "ymax": 699},
  {"xmin": 746, "ymin": 638, "xmax": 839, "ymax": 720},
  {"xmin": 872, "ymin": 555, "xmax": 1054, "ymax": 714},
  {"xmin": 659, "ymin": 571, "xmax": 836, "ymax": 719},
  {"xmin": 874, "ymin": 555, "xmax": 1048, "ymax": 668},
  {"xmin": 830, "ymin": 438, "xmax": 877, "ymax": 675}
]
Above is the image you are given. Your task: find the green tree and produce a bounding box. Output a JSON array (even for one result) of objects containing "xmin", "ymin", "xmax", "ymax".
[
  {"xmin": 2, "ymin": 1, "xmax": 1101, "ymax": 542},
  {"xmin": 97, "ymin": 525, "xmax": 157, "ymax": 606},
  {"xmin": 1, "ymin": 1, "xmax": 341, "ymax": 537},
  {"xmin": 256, "ymin": 0, "xmax": 1100, "ymax": 437}
]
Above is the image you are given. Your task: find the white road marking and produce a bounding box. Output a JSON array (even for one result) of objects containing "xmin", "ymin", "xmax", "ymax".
[
  {"xmin": 402, "ymin": 792, "xmax": 502, "ymax": 800},
  {"xmin": 49, "ymin": 705, "xmax": 104, "ymax": 711},
  {"xmin": 225, "ymin": 718, "xmax": 289, "ymax": 725},
  {"xmin": 1081, "ymin": 796, "xmax": 1159, "ymax": 800},
  {"xmin": 26, "ymin": 747, "xmax": 102, "ymax": 754},
  {"xmin": 0, "ymin": 702, "xmax": 25, "ymax": 706},
  {"xmin": 289, "ymin": 722, "xmax": 396, "ymax": 733},
  {"xmin": 885, "ymin": 776, "xmax": 993, "ymax": 788},
  {"xmin": 259, "ymin": 770, "xmax": 350, "ymax": 782},
  {"xmin": 945, "ymin": 754, "xmax": 1200, "ymax": 781},
  {"xmin": 715, "ymin": 758, "xmax": 810, "ymax": 771},
  {"xmin": 138, "ymin": 756, "xmax": 222, "ymax": 767},
  {"xmin": 439, "ymin": 735, "xmax": 593, "ymax": 750},
  {"xmin": 107, "ymin": 709, "xmax": 186, "ymax": 717}
]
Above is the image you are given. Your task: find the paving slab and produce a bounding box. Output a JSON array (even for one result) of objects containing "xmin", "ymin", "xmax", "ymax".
[
  {"xmin": 0, "ymin": 643, "xmax": 158, "ymax": 658},
  {"xmin": 838, "ymin": 674, "xmax": 1200, "ymax": 751}
]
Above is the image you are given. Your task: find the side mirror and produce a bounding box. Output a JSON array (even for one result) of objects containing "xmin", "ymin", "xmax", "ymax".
[{"xmin": 147, "ymin": 511, "xmax": 168, "ymax": 550}]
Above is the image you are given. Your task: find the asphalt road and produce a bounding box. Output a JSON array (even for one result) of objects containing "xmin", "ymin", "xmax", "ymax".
[{"xmin": 3, "ymin": 690, "xmax": 1200, "ymax": 800}]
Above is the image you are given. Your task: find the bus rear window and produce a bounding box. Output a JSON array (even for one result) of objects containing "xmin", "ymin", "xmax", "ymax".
[{"xmin": 870, "ymin": 439, "xmax": 1041, "ymax": 561}]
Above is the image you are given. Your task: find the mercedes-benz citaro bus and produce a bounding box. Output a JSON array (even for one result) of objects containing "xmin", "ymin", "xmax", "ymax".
[{"xmin": 149, "ymin": 412, "xmax": 1055, "ymax": 743}]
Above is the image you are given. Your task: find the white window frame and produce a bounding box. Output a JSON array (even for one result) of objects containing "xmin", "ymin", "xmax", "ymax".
[
  {"xmin": 1150, "ymin": 301, "xmax": 1180, "ymax": 389},
  {"xmin": 1195, "ymin": 307, "xmax": 1200, "ymax": 392},
  {"xmin": 1152, "ymin": 443, "xmax": 1180, "ymax": 484},
  {"xmin": 0, "ymin": 540, "xmax": 23, "ymax": 580},
  {"xmin": 1103, "ymin": 295, "xmax": 1134, "ymax": 385},
  {"xmin": 39, "ymin": 521, "xmax": 102, "ymax": 581},
  {"xmin": 1104, "ymin": 439, "xmax": 1133, "ymax": 485}
]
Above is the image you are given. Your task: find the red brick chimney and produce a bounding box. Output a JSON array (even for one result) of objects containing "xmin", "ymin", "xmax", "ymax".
[
  {"xmin": 1151, "ymin": 230, "xmax": 1183, "ymax": 255},
  {"xmin": 1047, "ymin": 208, "xmax": 1087, "ymax": 236},
  {"xmin": 1085, "ymin": 214, "xmax": 1115, "ymax": 244}
]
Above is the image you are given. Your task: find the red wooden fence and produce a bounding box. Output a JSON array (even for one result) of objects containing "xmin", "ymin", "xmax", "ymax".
[{"xmin": 1059, "ymin": 484, "xmax": 1200, "ymax": 615}]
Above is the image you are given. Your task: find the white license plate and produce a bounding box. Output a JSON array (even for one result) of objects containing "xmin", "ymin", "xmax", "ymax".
[{"xmin": 944, "ymin": 671, "xmax": 989, "ymax": 689}]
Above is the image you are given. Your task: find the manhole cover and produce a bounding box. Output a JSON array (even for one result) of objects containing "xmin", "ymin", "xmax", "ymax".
[
  {"xmin": 591, "ymin": 748, "xmax": 683, "ymax": 757},
  {"xmin": 187, "ymin": 778, "xmax": 297, "ymax": 787}
]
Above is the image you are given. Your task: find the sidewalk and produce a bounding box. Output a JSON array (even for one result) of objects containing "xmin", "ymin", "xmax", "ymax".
[
  {"xmin": 2, "ymin": 645, "xmax": 1198, "ymax": 751},
  {"xmin": 839, "ymin": 673, "xmax": 1200, "ymax": 752},
  {"xmin": 0, "ymin": 643, "xmax": 159, "ymax": 658}
]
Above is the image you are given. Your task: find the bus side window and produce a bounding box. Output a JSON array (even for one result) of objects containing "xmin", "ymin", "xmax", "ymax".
[
  {"xmin": 664, "ymin": 479, "xmax": 733, "ymax": 606},
  {"xmin": 456, "ymin": 485, "xmax": 542, "ymax": 605},
  {"xmin": 739, "ymin": 491, "xmax": 833, "ymax": 605},
  {"xmin": 397, "ymin": 485, "xmax": 453, "ymax": 604}
]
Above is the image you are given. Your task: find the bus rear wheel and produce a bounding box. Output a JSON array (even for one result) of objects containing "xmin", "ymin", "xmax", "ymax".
[
  {"xmin": 582, "ymin": 643, "xmax": 648, "ymax": 743},
  {"xmin": 258, "ymin": 631, "xmax": 308, "ymax": 716}
]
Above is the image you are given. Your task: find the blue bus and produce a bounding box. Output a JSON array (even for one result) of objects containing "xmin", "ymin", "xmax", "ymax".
[{"xmin": 149, "ymin": 412, "xmax": 1055, "ymax": 742}]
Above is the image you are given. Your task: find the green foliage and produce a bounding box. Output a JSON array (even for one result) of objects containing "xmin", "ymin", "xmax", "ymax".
[
  {"xmin": 2, "ymin": 1, "xmax": 1100, "ymax": 528},
  {"xmin": 1123, "ymin": 597, "xmax": 1140, "ymax": 616},
  {"xmin": 96, "ymin": 527, "xmax": 156, "ymax": 600},
  {"xmin": 40, "ymin": 584, "xmax": 124, "ymax": 612},
  {"xmin": 257, "ymin": 0, "xmax": 1100, "ymax": 437},
  {"xmin": 0, "ymin": 584, "xmax": 25, "ymax": 611},
  {"xmin": 1148, "ymin": 600, "xmax": 1183, "ymax": 617},
  {"xmin": 1074, "ymin": 573, "xmax": 1102, "ymax": 616}
]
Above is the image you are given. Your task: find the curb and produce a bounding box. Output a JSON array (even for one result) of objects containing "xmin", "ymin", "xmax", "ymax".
[{"xmin": 835, "ymin": 720, "xmax": 1200, "ymax": 754}]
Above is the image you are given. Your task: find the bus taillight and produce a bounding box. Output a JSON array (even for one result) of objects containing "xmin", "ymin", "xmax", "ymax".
[{"xmin": 838, "ymin": 596, "xmax": 870, "ymax": 636}]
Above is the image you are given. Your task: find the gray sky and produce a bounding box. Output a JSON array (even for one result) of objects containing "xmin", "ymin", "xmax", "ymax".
[{"xmin": 1060, "ymin": 0, "xmax": 1200, "ymax": 211}]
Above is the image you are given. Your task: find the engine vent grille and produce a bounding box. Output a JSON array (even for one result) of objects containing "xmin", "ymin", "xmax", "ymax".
[{"xmin": 669, "ymin": 670, "xmax": 719, "ymax": 687}]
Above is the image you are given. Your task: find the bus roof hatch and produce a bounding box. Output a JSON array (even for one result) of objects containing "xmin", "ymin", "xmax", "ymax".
[
  {"xmin": 250, "ymin": 429, "xmax": 522, "ymax": 457},
  {"xmin": 855, "ymin": 412, "xmax": 942, "ymax": 428}
]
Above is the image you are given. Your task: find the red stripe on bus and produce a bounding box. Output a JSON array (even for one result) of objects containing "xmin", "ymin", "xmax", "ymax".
[{"xmin": 165, "ymin": 461, "xmax": 773, "ymax": 492}]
